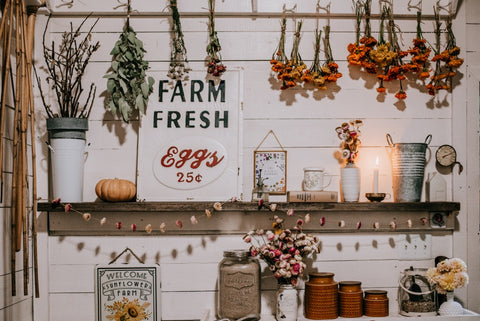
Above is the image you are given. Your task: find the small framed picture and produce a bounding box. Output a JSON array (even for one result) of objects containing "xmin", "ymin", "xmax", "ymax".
[{"xmin": 254, "ymin": 150, "xmax": 287, "ymax": 194}]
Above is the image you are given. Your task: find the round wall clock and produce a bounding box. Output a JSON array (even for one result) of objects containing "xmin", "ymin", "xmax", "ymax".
[{"xmin": 435, "ymin": 144, "xmax": 463, "ymax": 174}]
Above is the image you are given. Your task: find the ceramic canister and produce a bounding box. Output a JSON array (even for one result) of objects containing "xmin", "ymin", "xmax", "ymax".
[
  {"xmin": 304, "ymin": 272, "xmax": 338, "ymax": 320},
  {"xmin": 363, "ymin": 290, "xmax": 389, "ymax": 317},
  {"xmin": 338, "ymin": 281, "xmax": 363, "ymax": 318}
]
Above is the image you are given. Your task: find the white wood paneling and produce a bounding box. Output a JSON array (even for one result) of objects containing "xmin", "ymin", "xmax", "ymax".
[{"xmin": 28, "ymin": 0, "xmax": 480, "ymax": 319}]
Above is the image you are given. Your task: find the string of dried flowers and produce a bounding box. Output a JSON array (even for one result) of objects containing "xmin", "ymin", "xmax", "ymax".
[
  {"xmin": 168, "ymin": 0, "xmax": 190, "ymax": 80},
  {"xmin": 406, "ymin": 11, "xmax": 431, "ymax": 81},
  {"xmin": 206, "ymin": 0, "xmax": 226, "ymax": 77},
  {"xmin": 270, "ymin": 18, "xmax": 289, "ymax": 88},
  {"xmin": 426, "ymin": 8, "xmax": 464, "ymax": 95}
]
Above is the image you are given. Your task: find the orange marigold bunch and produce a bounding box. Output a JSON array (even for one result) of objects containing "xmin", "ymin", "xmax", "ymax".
[
  {"xmin": 270, "ymin": 18, "xmax": 291, "ymax": 89},
  {"xmin": 405, "ymin": 12, "xmax": 431, "ymax": 80},
  {"xmin": 281, "ymin": 20, "xmax": 307, "ymax": 89},
  {"xmin": 303, "ymin": 28, "xmax": 327, "ymax": 89},
  {"xmin": 347, "ymin": 0, "xmax": 378, "ymax": 73},
  {"xmin": 323, "ymin": 25, "xmax": 342, "ymax": 83},
  {"xmin": 427, "ymin": 10, "xmax": 463, "ymax": 95}
]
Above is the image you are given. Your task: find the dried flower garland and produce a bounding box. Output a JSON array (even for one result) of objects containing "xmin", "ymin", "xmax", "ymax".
[
  {"xmin": 168, "ymin": 0, "xmax": 190, "ymax": 80},
  {"xmin": 335, "ymin": 120, "xmax": 363, "ymax": 164},
  {"xmin": 426, "ymin": 8, "xmax": 464, "ymax": 95},
  {"xmin": 206, "ymin": 0, "xmax": 226, "ymax": 77},
  {"xmin": 270, "ymin": 18, "xmax": 288, "ymax": 86},
  {"xmin": 426, "ymin": 257, "xmax": 468, "ymax": 294}
]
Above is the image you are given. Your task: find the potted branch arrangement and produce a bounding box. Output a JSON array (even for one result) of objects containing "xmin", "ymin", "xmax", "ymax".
[{"xmin": 36, "ymin": 15, "xmax": 100, "ymax": 202}]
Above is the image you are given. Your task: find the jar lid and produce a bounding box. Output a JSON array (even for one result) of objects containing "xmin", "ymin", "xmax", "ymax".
[
  {"xmin": 364, "ymin": 289, "xmax": 388, "ymax": 299},
  {"xmin": 223, "ymin": 249, "xmax": 250, "ymax": 258},
  {"xmin": 303, "ymin": 167, "xmax": 325, "ymax": 171}
]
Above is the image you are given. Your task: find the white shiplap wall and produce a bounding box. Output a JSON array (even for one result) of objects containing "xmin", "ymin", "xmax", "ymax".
[{"xmin": 25, "ymin": 0, "xmax": 480, "ymax": 320}]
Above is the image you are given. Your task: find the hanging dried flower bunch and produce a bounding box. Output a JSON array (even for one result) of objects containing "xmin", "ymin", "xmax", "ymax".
[
  {"xmin": 347, "ymin": 0, "xmax": 378, "ymax": 74},
  {"xmin": 406, "ymin": 11, "xmax": 431, "ymax": 81},
  {"xmin": 426, "ymin": 8, "xmax": 464, "ymax": 95},
  {"xmin": 168, "ymin": 0, "xmax": 190, "ymax": 80},
  {"xmin": 206, "ymin": 0, "xmax": 226, "ymax": 77},
  {"xmin": 322, "ymin": 25, "xmax": 342, "ymax": 83},
  {"xmin": 377, "ymin": 5, "xmax": 410, "ymax": 99},
  {"xmin": 283, "ymin": 20, "xmax": 307, "ymax": 89},
  {"xmin": 302, "ymin": 28, "xmax": 326, "ymax": 89},
  {"xmin": 270, "ymin": 18, "xmax": 289, "ymax": 87}
]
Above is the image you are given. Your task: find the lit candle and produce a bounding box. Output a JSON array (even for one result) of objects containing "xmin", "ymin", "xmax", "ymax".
[{"xmin": 373, "ymin": 157, "xmax": 379, "ymax": 193}]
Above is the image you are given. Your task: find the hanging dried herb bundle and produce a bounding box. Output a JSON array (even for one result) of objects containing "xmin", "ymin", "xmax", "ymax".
[
  {"xmin": 303, "ymin": 28, "xmax": 326, "ymax": 89},
  {"xmin": 206, "ymin": 0, "xmax": 226, "ymax": 77},
  {"xmin": 37, "ymin": 15, "xmax": 100, "ymax": 118},
  {"xmin": 104, "ymin": 12, "xmax": 154, "ymax": 123},
  {"xmin": 427, "ymin": 8, "xmax": 463, "ymax": 95},
  {"xmin": 168, "ymin": 0, "xmax": 190, "ymax": 80}
]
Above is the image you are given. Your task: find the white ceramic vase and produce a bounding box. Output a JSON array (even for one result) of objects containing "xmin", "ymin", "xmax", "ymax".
[
  {"xmin": 438, "ymin": 291, "xmax": 463, "ymax": 316},
  {"xmin": 341, "ymin": 162, "xmax": 360, "ymax": 202},
  {"xmin": 276, "ymin": 284, "xmax": 298, "ymax": 321}
]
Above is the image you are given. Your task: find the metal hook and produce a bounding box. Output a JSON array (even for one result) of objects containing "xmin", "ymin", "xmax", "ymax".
[
  {"xmin": 56, "ymin": 0, "xmax": 74, "ymax": 9},
  {"xmin": 407, "ymin": 0, "xmax": 422, "ymax": 12}
]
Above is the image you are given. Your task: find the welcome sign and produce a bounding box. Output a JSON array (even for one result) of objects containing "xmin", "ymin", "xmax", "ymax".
[
  {"xmin": 137, "ymin": 70, "xmax": 243, "ymax": 201},
  {"xmin": 95, "ymin": 264, "xmax": 160, "ymax": 321}
]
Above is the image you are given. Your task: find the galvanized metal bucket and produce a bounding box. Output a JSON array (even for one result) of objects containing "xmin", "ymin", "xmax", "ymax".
[{"xmin": 386, "ymin": 134, "xmax": 432, "ymax": 202}]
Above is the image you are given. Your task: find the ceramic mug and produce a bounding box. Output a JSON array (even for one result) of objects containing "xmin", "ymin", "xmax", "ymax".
[{"xmin": 303, "ymin": 167, "xmax": 331, "ymax": 191}]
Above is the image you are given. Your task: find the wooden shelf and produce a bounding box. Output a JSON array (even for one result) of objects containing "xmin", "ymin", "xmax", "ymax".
[{"xmin": 38, "ymin": 201, "xmax": 460, "ymax": 236}]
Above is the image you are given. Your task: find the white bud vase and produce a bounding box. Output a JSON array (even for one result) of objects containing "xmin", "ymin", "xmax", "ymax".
[
  {"xmin": 438, "ymin": 291, "xmax": 463, "ymax": 316},
  {"xmin": 276, "ymin": 284, "xmax": 298, "ymax": 321},
  {"xmin": 341, "ymin": 162, "xmax": 360, "ymax": 202}
]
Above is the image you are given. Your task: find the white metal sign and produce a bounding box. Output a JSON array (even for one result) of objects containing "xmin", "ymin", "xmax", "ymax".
[
  {"xmin": 137, "ymin": 70, "xmax": 243, "ymax": 201},
  {"xmin": 95, "ymin": 264, "xmax": 160, "ymax": 321}
]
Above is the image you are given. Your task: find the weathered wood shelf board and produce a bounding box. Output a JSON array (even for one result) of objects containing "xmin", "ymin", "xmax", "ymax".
[{"xmin": 38, "ymin": 201, "xmax": 460, "ymax": 236}]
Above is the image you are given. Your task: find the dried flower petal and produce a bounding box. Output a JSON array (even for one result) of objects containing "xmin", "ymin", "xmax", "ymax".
[
  {"xmin": 145, "ymin": 224, "xmax": 152, "ymax": 233},
  {"xmin": 52, "ymin": 198, "xmax": 61, "ymax": 205},
  {"xmin": 65, "ymin": 204, "xmax": 72, "ymax": 212},
  {"xmin": 421, "ymin": 217, "xmax": 428, "ymax": 225},
  {"xmin": 190, "ymin": 215, "xmax": 198, "ymax": 225},
  {"xmin": 269, "ymin": 203, "xmax": 278, "ymax": 212},
  {"xmin": 338, "ymin": 220, "xmax": 346, "ymax": 228},
  {"xmin": 100, "ymin": 217, "xmax": 107, "ymax": 226},
  {"xmin": 389, "ymin": 221, "xmax": 397, "ymax": 230},
  {"xmin": 213, "ymin": 202, "xmax": 223, "ymax": 211},
  {"xmin": 205, "ymin": 209, "xmax": 212, "ymax": 218},
  {"xmin": 160, "ymin": 222, "xmax": 167, "ymax": 233},
  {"xmin": 407, "ymin": 219, "xmax": 413, "ymax": 228},
  {"xmin": 243, "ymin": 234, "xmax": 252, "ymax": 243},
  {"xmin": 176, "ymin": 220, "xmax": 183, "ymax": 228},
  {"xmin": 320, "ymin": 217, "xmax": 326, "ymax": 226},
  {"xmin": 356, "ymin": 221, "xmax": 361, "ymax": 230},
  {"xmin": 131, "ymin": 224, "xmax": 137, "ymax": 232},
  {"xmin": 373, "ymin": 222, "xmax": 380, "ymax": 230},
  {"xmin": 82, "ymin": 213, "xmax": 91, "ymax": 222},
  {"xmin": 304, "ymin": 213, "xmax": 311, "ymax": 224},
  {"xmin": 287, "ymin": 209, "xmax": 294, "ymax": 216},
  {"xmin": 116, "ymin": 221, "xmax": 122, "ymax": 230}
]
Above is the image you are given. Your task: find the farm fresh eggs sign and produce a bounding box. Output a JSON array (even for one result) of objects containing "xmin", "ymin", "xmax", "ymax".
[{"xmin": 137, "ymin": 70, "xmax": 242, "ymax": 201}]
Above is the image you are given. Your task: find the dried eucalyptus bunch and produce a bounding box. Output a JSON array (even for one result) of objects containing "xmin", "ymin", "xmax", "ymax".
[
  {"xmin": 104, "ymin": 20, "xmax": 154, "ymax": 123},
  {"xmin": 37, "ymin": 15, "xmax": 100, "ymax": 118}
]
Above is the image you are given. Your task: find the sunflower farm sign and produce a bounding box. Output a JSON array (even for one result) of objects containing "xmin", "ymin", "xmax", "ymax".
[
  {"xmin": 137, "ymin": 70, "xmax": 243, "ymax": 201},
  {"xmin": 95, "ymin": 264, "xmax": 160, "ymax": 321}
]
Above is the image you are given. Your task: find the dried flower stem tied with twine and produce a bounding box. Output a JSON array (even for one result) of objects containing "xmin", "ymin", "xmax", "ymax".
[
  {"xmin": 37, "ymin": 14, "xmax": 100, "ymax": 118},
  {"xmin": 168, "ymin": 0, "xmax": 190, "ymax": 80},
  {"xmin": 206, "ymin": 0, "xmax": 226, "ymax": 77}
]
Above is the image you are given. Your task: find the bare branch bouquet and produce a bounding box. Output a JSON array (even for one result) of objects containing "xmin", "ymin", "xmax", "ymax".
[{"xmin": 36, "ymin": 14, "xmax": 100, "ymax": 118}]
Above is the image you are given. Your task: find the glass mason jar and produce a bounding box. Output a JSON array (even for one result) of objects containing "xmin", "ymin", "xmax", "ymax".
[{"xmin": 218, "ymin": 249, "xmax": 261, "ymax": 320}]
